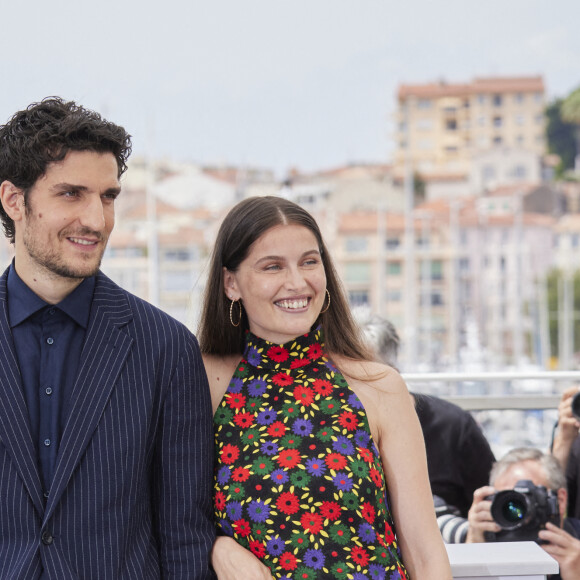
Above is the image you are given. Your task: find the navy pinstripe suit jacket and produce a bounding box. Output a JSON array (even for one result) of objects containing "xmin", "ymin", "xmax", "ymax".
[{"xmin": 0, "ymin": 269, "xmax": 216, "ymax": 579}]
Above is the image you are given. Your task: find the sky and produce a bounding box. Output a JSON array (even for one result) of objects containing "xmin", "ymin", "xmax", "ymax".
[{"xmin": 1, "ymin": 0, "xmax": 579, "ymax": 176}]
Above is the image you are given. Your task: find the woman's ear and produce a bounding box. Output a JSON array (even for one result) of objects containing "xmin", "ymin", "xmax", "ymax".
[{"xmin": 223, "ymin": 267, "xmax": 238, "ymax": 300}]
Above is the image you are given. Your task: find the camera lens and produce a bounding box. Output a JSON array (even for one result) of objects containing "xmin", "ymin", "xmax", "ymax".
[
  {"xmin": 491, "ymin": 490, "xmax": 531, "ymax": 530},
  {"xmin": 500, "ymin": 498, "xmax": 526, "ymax": 524},
  {"xmin": 572, "ymin": 392, "xmax": 580, "ymax": 421}
]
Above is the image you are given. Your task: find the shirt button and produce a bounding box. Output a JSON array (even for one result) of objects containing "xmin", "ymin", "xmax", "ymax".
[
  {"xmin": 44, "ymin": 439, "xmax": 51, "ymax": 447},
  {"xmin": 49, "ymin": 308, "xmax": 56, "ymax": 315},
  {"xmin": 41, "ymin": 530, "xmax": 53, "ymax": 545},
  {"xmin": 46, "ymin": 337, "xmax": 54, "ymax": 345},
  {"xmin": 45, "ymin": 387, "xmax": 53, "ymax": 396}
]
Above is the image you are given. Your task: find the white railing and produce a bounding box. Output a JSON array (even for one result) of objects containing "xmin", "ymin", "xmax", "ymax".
[{"xmin": 400, "ymin": 370, "xmax": 580, "ymax": 455}]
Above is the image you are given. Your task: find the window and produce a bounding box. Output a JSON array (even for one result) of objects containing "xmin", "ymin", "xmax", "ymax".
[
  {"xmin": 445, "ymin": 146, "xmax": 458, "ymax": 154},
  {"xmin": 345, "ymin": 237, "xmax": 368, "ymax": 253},
  {"xmin": 162, "ymin": 271, "xmax": 192, "ymax": 291},
  {"xmin": 386, "ymin": 238, "xmax": 401, "ymax": 250},
  {"xmin": 418, "ymin": 139, "xmax": 433, "ymax": 150},
  {"xmin": 535, "ymin": 114, "xmax": 544, "ymax": 125},
  {"xmin": 514, "ymin": 93, "xmax": 524, "ymax": 104},
  {"xmin": 513, "ymin": 165, "xmax": 527, "ymax": 179},
  {"xmin": 478, "ymin": 116, "xmax": 486, "ymax": 126},
  {"xmin": 516, "ymin": 135, "xmax": 524, "ymax": 146},
  {"xmin": 417, "ymin": 99, "xmax": 432, "ymax": 109},
  {"xmin": 493, "ymin": 94, "xmax": 502, "ymax": 107},
  {"xmin": 477, "ymin": 94, "xmax": 486, "ymax": 105},
  {"xmin": 387, "ymin": 290, "xmax": 402, "ymax": 302},
  {"xmin": 534, "ymin": 92, "xmax": 543, "ymax": 103},
  {"xmin": 431, "ymin": 292, "xmax": 444, "ymax": 306},
  {"xmin": 344, "ymin": 262, "xmax": 371, "ymax": 283},
  {"xmin": 493, "ymin": 136, "xmax": 503, "ymax": 146},
  {"xmin": 493, "ymin": 116, "xmax": 502, "ymax": 128},
  {"xmin": 349, "ymin": 290, "xmax": 369, "ymax": 307},
  {"xmin": 164, "ymin": 249, "xmax": 192, "ymax": 261},
  {"xmin": 416, "ymin": 119, "xmax": 433, "ymax": 130},
  {"xmin": 482, "ymin": 165, "xmax": 495, "ymax": 180},
  {"xmin": 459, "ymin": 257, "xmax": 470, "ymax": 271},
  {"xmin": 515, "ymin": 115, "xmax": 525, "ymax": 126},
  {"xmin": 387, "ymin": 261, "xmax": 402, "ymax": 275},
  {"xmin": 431, "ymin": 261, "xmax": 443, "ymax": 280},
  {"xmin": 446, "ymin": 119, "xmax": 457, "ymax": 131}
]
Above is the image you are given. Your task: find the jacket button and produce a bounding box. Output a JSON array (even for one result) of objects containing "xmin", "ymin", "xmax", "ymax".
[{"xmin": 41, "ymin": 531, "xmax": 53, "ymax": 545}]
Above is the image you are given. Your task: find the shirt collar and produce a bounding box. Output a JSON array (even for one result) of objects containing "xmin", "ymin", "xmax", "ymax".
[{"xmin": 7, "ymin": 262, "xmax": 95, "ymax": 329}]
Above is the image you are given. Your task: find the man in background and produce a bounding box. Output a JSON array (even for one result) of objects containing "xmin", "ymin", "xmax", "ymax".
[{"xmin": 0, "ymin": 97, "xmax": 215, "ymax": 578}]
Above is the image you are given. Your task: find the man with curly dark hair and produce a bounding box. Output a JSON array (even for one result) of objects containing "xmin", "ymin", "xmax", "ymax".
[{"xmin": 0, "ymin": 97, "xmax": 215, "ymax": 579}]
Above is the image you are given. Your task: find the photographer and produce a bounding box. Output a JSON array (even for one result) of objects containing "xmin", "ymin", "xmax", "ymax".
[
  {"xmin": 466, "ymin": 447, "xmax": 580, "ymax": 580},
  {"xmin": 551, "ymin": 386, "xmax": 580, "ymax": 518}
]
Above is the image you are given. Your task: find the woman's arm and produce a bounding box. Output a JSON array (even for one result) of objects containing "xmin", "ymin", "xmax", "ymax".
[
  {"xmin": 211, "ymin": 536, "xmax": 273, "ymax": 580},
  {"xmin": 342, "ymin": 359, "xmax": 452, "ymax": 579}
]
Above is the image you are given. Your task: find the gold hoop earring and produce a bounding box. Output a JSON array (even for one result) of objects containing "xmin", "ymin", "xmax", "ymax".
[
  {"xmin": 229, "ymin": 299, "xmax": 242, "ymax": 327},
  {"xmin": 320, "ymin": 289, "xmax": 331, "ymax": 314}
]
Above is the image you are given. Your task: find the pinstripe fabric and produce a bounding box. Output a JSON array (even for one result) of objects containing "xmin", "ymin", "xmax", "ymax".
[{"xmin": 0, "ymin": 269, "xmax": 216, "ymax": 579}]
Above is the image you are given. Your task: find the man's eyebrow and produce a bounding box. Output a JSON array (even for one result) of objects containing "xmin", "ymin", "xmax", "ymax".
[{"xmin": 51, "ymin": 182, "xmax": 122, "ymax": 195}]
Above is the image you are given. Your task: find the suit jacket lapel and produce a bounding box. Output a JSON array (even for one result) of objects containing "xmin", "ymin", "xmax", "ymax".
[
  {"xmin": 0, "ymin": 270, "xmax": 44, "ymax": 515},
  {"xmin": 45, "ymin": 273, "xmax": 134, "ymax": 519}
]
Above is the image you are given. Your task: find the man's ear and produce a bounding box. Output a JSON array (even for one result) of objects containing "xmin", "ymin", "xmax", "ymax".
[
  {"xmin": 0, "ymin": 181, "xmax": 25, "ymax": 222},
  {"xmin": 557, "ymin": 487, "xmax": 568, "ymax": 524},
  {"xmin": 223, "ymin": 267, "xmax": 238, "ymax": 300}
]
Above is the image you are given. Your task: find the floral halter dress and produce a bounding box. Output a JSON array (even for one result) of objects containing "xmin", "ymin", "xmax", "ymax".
[{"xmin": 214, "ymin": 328, "xmax": 409, "ymax": 580}]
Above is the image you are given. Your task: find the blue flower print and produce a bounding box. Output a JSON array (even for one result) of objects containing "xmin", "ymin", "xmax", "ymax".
[
  {"xmin": 305, "ymin": 457, "xmax": 327, "ymax": 476},
  {"xmin": 270, "ymin": 468, "xmax": 289, "ymax": 485},
  {"xmin": 348, "ymin": 392, "xmax": 364, "ymax": 409},
  {"xmin": 246, "ymin": 346, "xmax": 261, "ymax": 367},
  {"xmin": 292, "ymin": 418, "xmax": 313, "ymax": 436},
  {"xmin": 358, "ymin": 522, "xmax": 376, "ymax": 544},
  {"xmin": 227, "ymin": 377, "xmax": 243, "ymax": 394},
  {"xmin": 303, "ymin": 548, "xmax": 325, "ymax": 570},
  {"xmin": 354, "ymin": 429, "xmax": 370, "ymax": 448},
  {"xmin": 247, "ymin": 499, "xmax": 271, "ymax": 523},
  {"xmin": 248, "ymin": 377, "xmax": 267, "ymax": 397},
  {"xmin": 257, "ymin": 407, "xmax": 276, "ymax": 425},
  {"xmin": 332, "ymin": 435, "xmax": 355, "ymax": 455},
  {"xmin": 332, "ymin": 471, "xmax": 354, "ymax": 492},
  {"xmin": 266, "ymin": 536, "xmax": 285, "ymax": 556},
  {"xmin": 225, "ymin": 501, "xmax": 243, "ymax": 521},
  {"xmin": 217, "ymin": 466, "xmax": 231, "ymax": 485},
  {"xmin": 261, "ymin": 440, "xmax": 279, "ymax": 456}
]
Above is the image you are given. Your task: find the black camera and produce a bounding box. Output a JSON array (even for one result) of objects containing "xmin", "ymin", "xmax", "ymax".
[{"xmin": 485, "ymin": 479, "xmax": 559, "ymax": 542}]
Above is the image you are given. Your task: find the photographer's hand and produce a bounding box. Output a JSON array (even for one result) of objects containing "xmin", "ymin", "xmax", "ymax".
[
  {"xmin": 465, "ymin": 486, "xmax": 500, "ymax": 543},
  {"xmin": 538, "ymin": 522, "xmax": 580, "ymax": 580},
  {"xmin": 552, "ymin": 386, "xmax": 580, "ymax": 473}
]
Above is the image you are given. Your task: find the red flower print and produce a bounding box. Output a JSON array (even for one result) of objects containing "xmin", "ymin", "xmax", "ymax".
[
  {"xmin": 233, "ymin": 412, "xmax": 255, "ymax": 428},
  {"xmin": 358, "ymin": 447, "xmax": 374, "ymax": 463},
  {"xmin": 351, "ymin": 546, "xmax": 370, "ymax": 566},
  {"xmin": 361, "ymin": 502, "xmax": 376, "ymax": 524},
  {"xmin": 272, "ymin": 372, "xmax": 294, "ymax": 387},
  {"xmin": 293, "ymin": 385, "xmax": 314, "ymax": 406},
  {"xmin": 369, "ymin": 467, "xmax": 383, "ymax": 487},
  {"xmin": 276, "ymin": 491, "xmax": 300, "ymax": 515},
  {"xmin": 267, "ymin": 421, "xmax": 287, "ymax": 438},
  {"xmin": 214, "ymin": 490, "xmax": 226, "ymax": 510},
  {"xmin": 300, "ymin": 512, "xmax": 324, "ymax": 534},
  {"xmin": 290, "ymin": 357, "xmax": 311, "ymax": 369},
  {"xmin": 384, "ymin": 521, "xmax": 395, "ymax": 544},
  {"xmin": 279, "ymin": 551, "xmax": 298, "ymax": 571},
  {"xmin": 226, "ymin": 393, "xmax": 246, "ymax": 410},
  {"xmin": 268, "ymin": 345, "xmax": 289, "ymax": 362},
  {"xmin": 277, "ymin": 448, "xmax": 301, "ymax": 469},
  {"xmin": 325, "ymin": 453, "xmax": 348, "ymax": 471},
  {"xmin": 307, "ymin": 342, "xmax": 323, "ymax": 360},
  {"xmin": 231, "ymin": 466, "xmax": 251, "ymax": 482},
  {"xmin": 233, "ymin": 518, "xmax": 251, "ymax": 537},
  {"xmin": 249, "ymin": 539, "xmax": 266, "ymax": 558},
  {"xmin": 338, "ymin": 410, "xmax": 358, "ymax": 431},
  {"xmin": 320, "ymin": 501, "xmax": 342, "ymax": 521},
  {"xmin": 220, "ymin": 443, "xmax": 240, "ymax": 465},
  {"xmin": 312, "ymin": 379, "xmax": 333, "ymax": 396}
]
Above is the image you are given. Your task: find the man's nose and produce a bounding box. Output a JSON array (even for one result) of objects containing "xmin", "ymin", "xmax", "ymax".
[{"xmin": 79, "ymin": 196, "xmax": 106, "ymax": 231}]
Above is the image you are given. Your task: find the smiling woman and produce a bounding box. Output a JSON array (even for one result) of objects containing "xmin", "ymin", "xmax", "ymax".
[{"xmin": 199, "ymin": 196, "xmax": 452, "ymax": 580}]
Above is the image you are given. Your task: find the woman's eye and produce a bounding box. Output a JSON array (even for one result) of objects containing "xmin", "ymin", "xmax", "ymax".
[{"xmin": 265, "ymin": 264, "xmax": 281, "ymax": 271}]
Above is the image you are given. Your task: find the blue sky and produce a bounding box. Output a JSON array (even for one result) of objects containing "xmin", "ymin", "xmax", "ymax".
[{"xmin": 1, "ymin": 0, "xmax": 579, "ymax": 175}]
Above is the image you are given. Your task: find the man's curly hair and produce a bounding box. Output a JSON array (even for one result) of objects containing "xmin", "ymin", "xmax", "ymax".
[{"xmin": 0, "ymin": 96, "xmax": 132, "ymax": 241}]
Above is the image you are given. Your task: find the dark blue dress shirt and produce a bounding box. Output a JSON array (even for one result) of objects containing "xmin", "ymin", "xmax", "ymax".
[{"xmin": 7, "ymin": 264, "xmax": 94, "ymax": 497}]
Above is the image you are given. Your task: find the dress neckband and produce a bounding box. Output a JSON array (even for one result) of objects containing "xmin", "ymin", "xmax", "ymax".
[{"xmin": 243, "ymin": 326, "xmax": 325, "ymax": 372}]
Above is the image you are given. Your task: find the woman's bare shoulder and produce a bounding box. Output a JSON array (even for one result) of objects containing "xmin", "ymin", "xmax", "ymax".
[{"xmin": 331, "ymin": 354, "xmax": 407, "ymax": 395}]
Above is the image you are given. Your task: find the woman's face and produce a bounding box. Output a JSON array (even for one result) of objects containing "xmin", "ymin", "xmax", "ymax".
[{"xmin": 224, "ymin": 224, "xmax": 327, "ymax": 344}]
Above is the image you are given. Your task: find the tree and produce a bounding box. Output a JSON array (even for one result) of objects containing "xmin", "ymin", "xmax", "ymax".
[
  {"xmin": 561, "ymin": 86, "xmax": 580, "ymax": 172},
  {"xmin": 545, "ymin": 98, "xmax": 576, "ymax": 177}
]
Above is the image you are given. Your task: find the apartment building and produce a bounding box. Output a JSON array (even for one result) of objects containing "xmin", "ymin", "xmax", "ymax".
[
  {"xmin": 332, "ymin": 192, "xmax": 556, "ymax": 369},
  {"xmin": 393, "ymin": 76, "xmax": 546, "ymax": 188}
]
